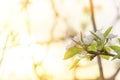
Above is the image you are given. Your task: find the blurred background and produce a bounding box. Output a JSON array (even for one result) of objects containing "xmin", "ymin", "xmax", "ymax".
[{"xmin": 0, "ymin": 0, "xmax": 120, "ymax": 80}]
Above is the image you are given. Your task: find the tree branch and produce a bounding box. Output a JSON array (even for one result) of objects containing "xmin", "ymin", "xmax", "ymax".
[
  {"xmin": 107, "ymin": 67, "xmax": 120, "ymax": 80},
  {"xmin": 0, "ymin": 34, "xmax": 10, "ymax": 66},
  {"xmin": 89, "ymin": 0, "xmax": 104, "ymax": 80},
  {"xmin": 88, "ymin": 51, "xmax": 115, "ymax": 57},
  {"xmin": 20, "ymin": 0, "xmax": 32, "ymax": 35},
  {"xmin": 50, "ymin": 0, "xmax": 59, "ymax": 40},
  {"xmin": 89, "ymin": 0, "xmax": 97, "ymax": 32}
]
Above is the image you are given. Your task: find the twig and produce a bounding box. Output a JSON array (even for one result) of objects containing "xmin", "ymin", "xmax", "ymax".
[
  {"xmin": 32, "ymin": 0, "xmax": 62, "ymax": 79},
  {"xmin": 25, "ymin": 8, "xmax": 31, "ymax": 35},
  {"xmin": 112, "ymin": 0, "xmax": 120, "ymax": 26},
  {"xmin": 89, "ymin": 0, "xmax": 97, "ymax": 32},
  {"xmin": 20, "ymin": 0, "xmax": 32, "ymax": 35},
  {"xmin": 50, "ymin": 0, "xmax": 59, "ymax": 40},
  {"xmin": 106, "ymin": 67, "xmax": 120, "ymax": 80},
  {"xmin": 88, "ymin": 51, "xmax": 115, "ymax": 57},
  {"xmin": 0, "ymin": 34, "xmax": 10, "ymax": 65},
  {"xmin": 38, "ymin": 0, "xmax": 60, "ymax": 63},
  {"xmin": 89, "ymin": 0, "xmax": 104, "ymax": 80}
]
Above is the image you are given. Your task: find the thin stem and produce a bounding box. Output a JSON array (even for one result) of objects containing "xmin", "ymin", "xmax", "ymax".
[
  {"xmin": 89, "ymin": 0, "xmax": 97, "ymax": 32},
  {"xmin": 0, "ymin": 34, "xmax": 9, "ymax": 65},
  {"xmin": 20, "ymin": 0, "xmax": 31, "ymax": 35},
  {"xmin": 89, "ymin": 0, "xmax": 104, "ymax": 80},
  {"xmin": 107, "ymin": 67, "xmax": 120, "ymax": 80},
  {"xmin": 25, "ymin": 8, "xmax": 31, "ymax": 36},
  {"xmin": 88, "ymin": 51, "xmax": 115, "ymax": 57},
  {"xmin": 50, "ymin": 0, "xmax": 58, "ymax": 40},
  {"xmin": 97, "ymin": 56, "xmax": 104, "ymax": 80}
]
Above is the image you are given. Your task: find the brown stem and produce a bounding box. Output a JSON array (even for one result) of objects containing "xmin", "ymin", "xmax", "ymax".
[
  {"xmin": 98, "ymin": 56, "xmax": 104, "ymax": 80},
  {"xmin": 89, "ymin": 0, "xmax": 97, "ymax": 32},
  {"xmin": 107, "ymin": 67, "xmax": 120, "ymax": 80},
  {"xmin": 89, "ymin": 0, "xmax": 104, "ymax": 80},
  {"xmin": 88, "ymin": 51, "xmax": 115, "ymax": 57}
]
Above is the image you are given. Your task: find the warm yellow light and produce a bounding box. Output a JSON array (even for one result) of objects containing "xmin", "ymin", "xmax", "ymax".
[{"xmin": 0, "ymin": 0, "xmax": 116, "ymax": 80}]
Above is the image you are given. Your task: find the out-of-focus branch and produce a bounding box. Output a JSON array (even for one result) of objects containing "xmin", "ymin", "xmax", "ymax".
[
  {"xmin": 50, "ymin": 0, "xmax": 59, "ymax": 40},
  {"xmin": 20, "ymin": 0, "xmax": 32, "ymax": 35},
  {"xmin": 50, "ymin": 0, "xmax": 76, "ymax": 42},
  {"xmin": 32, "ymin": 0, "xmax": 77, "ymax": 79},
  {"xmin": 106, "ymin": 67, "xmax": 120, "ymax": 80},
  {"xmin": 0, "ymin": 33, "xmax": 10, "ymax": 65},
  {"xmin": 35, "ymin": 0, "xmax": 76, "ymax": 45},
  {"xmin": 25, "ymin": 9, "xmax": 31, "ymax": 35},
  {"xmin": 20, "ymin": 0, "xmax": 31, "ymax": 11},
  {"xmin": 36, "ymin": 0, "xmax": 60, "ymax": 64},
  {"xmin": 36, "ymin": 36, "xmax": 66, "ymax": 45},
  {"xmin": 112, "ymin": 0, "xmax": 120, "ymax": 26}
]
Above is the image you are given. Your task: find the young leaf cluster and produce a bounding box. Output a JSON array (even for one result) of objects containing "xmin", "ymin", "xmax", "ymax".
[{"xmin": 64, "ymin": 27, "xmax": 120, "ymax": 69}]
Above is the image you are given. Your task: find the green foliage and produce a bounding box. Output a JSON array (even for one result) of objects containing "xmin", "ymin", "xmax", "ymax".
[
  {"xmin": 64, "ymin": 47, "xmax": 83, "ymax": 60},
  {"xmin": 112, "ymin": 55, "xmax": 120, "ymax": 60},
  {"xmin": 110, "ymin": 46, "xmax": 120, "ymax": 55},
  {"xmin": 110, "ymin": 46, "xmax": 120, "ymax": 59},
  {"xmin": 104, "ymin": 27, "xmax": 112, "ymax": 38},
  {"xmin": 118, "ymin": 38, "xmax": 120, "ymax": 43},
  {"xmin": 88, "ymin": 43, "xmax": 97, "ymax": 51},
  {"xmin": 70, "ymin": 59, "xmax": 80, "ymax": 69},
  {"xmin": 104, "ymin": 46, "xmax": 110, "ymax": 53},
  {"xmin": 64, "ymin": 26, "xmax": 120, "ymax": 65},
  {"xmin": 100, "ymin": 55, "xmax": 110, "ymax": 60},
  {"xmin": 97, "ymin": 41, "xmax": 104, "ymax": 50},
  {"xmin": 90, "ymin": 31, "xmax": 101, "ymax": 40},
  {"xmin": 100, "ymin": 47, "xmax": 110, "ymax": 60}
]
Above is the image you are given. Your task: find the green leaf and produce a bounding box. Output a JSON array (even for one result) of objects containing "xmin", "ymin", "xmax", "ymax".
[
  {"xmin": 100, "ymin": 55, "xmax": 110, "ymax": 60},
  {"xmin": 88, "ymin": 43, "xmax": 97, "ymax": 51},
  {"xmin": 64, "ymin": 47, "xmax": 83, "ymax": 60},
  {"xmin": 104, "ymin": 27, "xmax": 112, "ymax": 37},
  {"xmin": 70, "ymin": 59, "xmax": 80, "ymax": 69},
  {"xmin": 110, "ymin": 46, "xmax": 120, "ymax": 60},
  {"xmin": 112, "ymin": 55, "xmax": 120, "ymax": 60},
  {"xmin": 97, "ymin": 41, "xmax": 104, "ymax": 50},
  {"xmin": 104, "ymin": 46, "xmax": 110, "ymax": 53},
  {"xmin": 90, "ymin": 31, "xmax": 101, "ymax": 40},
  {"xmin": 110, "ymin": 46, "xmax": 120, "ymax": 55},
  {"xmin": 118, "ymin": 38, "xmax": 120, "ymax": 44}
]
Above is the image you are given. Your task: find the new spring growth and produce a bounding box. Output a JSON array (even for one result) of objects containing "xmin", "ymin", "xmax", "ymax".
[{"xmin": 64, "ymin": 27, "xmax": 120, "ymax": 69}]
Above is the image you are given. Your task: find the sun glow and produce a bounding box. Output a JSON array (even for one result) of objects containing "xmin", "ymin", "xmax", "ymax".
[
  {"xmin": 0, "ymin": 0, "xmax": 116, "ymax": 80},
  {"xmin": 0, "ymin": 0, "xmax": 55, "ymax": 79}
]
